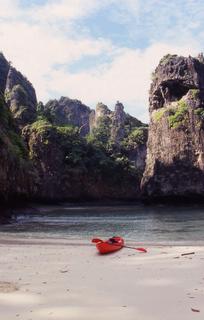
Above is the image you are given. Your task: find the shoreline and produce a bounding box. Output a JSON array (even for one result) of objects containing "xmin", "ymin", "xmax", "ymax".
[
  {"xmin": 1, "ymin": 235, "xmax": 204, "ymax": 247},
  {"xmin": 1, "ymin": 235, "xmax": 204, "ymax": 252}
]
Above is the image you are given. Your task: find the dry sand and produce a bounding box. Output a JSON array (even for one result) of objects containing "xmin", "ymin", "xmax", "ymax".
[{"xmin": 0, "ymin": 237, "xmax": 203, "ymax": 319}]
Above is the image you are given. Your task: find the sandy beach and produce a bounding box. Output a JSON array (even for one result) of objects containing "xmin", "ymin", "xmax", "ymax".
[{"xmin": 0, "ymin": 237, "xmax": 203, "ymax": 320}]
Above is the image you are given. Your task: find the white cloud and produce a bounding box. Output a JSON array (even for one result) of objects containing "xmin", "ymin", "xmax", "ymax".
[
  {"xmin": 32, "ymin": 0, "xmax": 102, "ymax": 22},
  {"xmin": 0, "ymin": 0, "xmax": 202, "ymax": 122},
  {"xmin": 0, "ymin": 0, "xmax": 103, "ymax": 21},
  {"xmin": 0, "ymin": 0, "xmax": 20, "ymax": 18},
  {"xmin": 0, "ymin": 0, "xmax": 115, "ymax": 96},
  {"xmin": 47, "ymin": 42, "xmax": 200, "ymax": 121},
  {"xmin": 0, "ymin": 10, "xmax": 114, "ymax": 101}
]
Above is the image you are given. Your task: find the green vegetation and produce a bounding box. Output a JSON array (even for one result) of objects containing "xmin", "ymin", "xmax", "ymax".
[
  {"xmin": 12, "ymin": 84, "xmax": 27, "ymax": 95},
  {"xmin": 151, "ymin": 99, "xmax": 189, "ymax": 128},
  {"xmin": 93, "ymin": 116, "xmax": 111, "ymax": 143},
  {"xmin": 152, "ymin": 108, "xmax": 166, "ymax": 122},
  {"xmin": 0, "ymin": 95, "xmax": 28, "ymax": 160},
  {"xmin": 129, "ymin": 127, "xmax": 147, "ymax": 145},
  {"xmin": 122, "ymin": 127, "xmax": 148, "ymax": 149},
  {"xmin": 124, "ymin": 115, "xmax": 144, "ymax": 136},
  {"xmin": 14, "ymin": 106, "xmax": 28, "ymax": 118},
  {"xmin": 159, "ymin": 54, "xmax": 177, "ymax": 66},
  {"xmin": 56, "ymin": 124, "xmax": 77, "ymax": 135},
  {"xmin": 7, "ymin": 130, "xmax": 27, "ymax": 159},
  {"xmin": 31, "ymin": 119, "xmax": 52, "ymax": 133},
  {"xmin": 29, "ymin": 116, "xmax": 141, "ymax": 183},
  {"xmin": 189, "ymin": 89, "xmax": 200, "ymax": 99},
  {"xmin": 0, "ymin": 96, "xmax": 11, "ymax": 126},
  {"xmin": 194, "ymin": 108, "xmax": 204, "ymax": 120},
  {"xmin": 36, "ymin": 102, "xmax": 44, "ymax": 116},
  {"xmin": 4, "ymin": 90, "xmax": 11, "ymax": 102},
  {"xmin": 168, "ymin": 99, "xmax": 188, "ymax": 129},
  {"xmin": 12, "ymin": 84, "xmax": 28, "ymax": 101},
  {"xmin": 0, "ymin": 89, "xmax": 147, "ymax": 193},
  {"xmin": 88, "ymin": 116, "xmax": 112, "ymax": 149}
]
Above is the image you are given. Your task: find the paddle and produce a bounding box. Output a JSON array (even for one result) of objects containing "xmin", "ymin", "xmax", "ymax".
[
  {"xmin": 91, "ymin": 238, "xmax": 147, "ymax": 253},
  {"xmin": 123, "ymin": 245, "xmax": 147, "ymax": 253}
]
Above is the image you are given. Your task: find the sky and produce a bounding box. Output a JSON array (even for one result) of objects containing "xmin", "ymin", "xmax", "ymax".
[{"xmin": 0, "ymin": 0, "xmax": 203, "ymax": 121}]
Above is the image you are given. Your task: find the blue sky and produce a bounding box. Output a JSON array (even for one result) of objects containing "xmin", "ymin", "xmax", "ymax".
[{"xmin": 0, "ymin": 0, "xmax": 203, "ymax": 121}]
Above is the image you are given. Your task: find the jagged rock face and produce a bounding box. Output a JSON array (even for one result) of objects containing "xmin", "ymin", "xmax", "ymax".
[
  {"xmin": 111, "ymin": 102, "xmax": 145, "ymax": 144},
  {"xmin": 5, "ymin": 67, "xmax": 37, "ymax": 128},
  {"xmin": 0, "ymin": 53, "xmax": 37, "ymax": 128},
  {"xmin": 124, "ymin": 127, "xmax": 148, "ymax": 174},
  {"xmin": 0, "ymin": 143, "xmax": 32, "ymax": 201},
  {"xmin": 111, "ymin": 102, "xmax": 126, "ymax": 144},
  {"xmin": 91, "ymin": 101, "xmax": 145, "ymax": 142},
  {"xmin": 0, "ymin": 51, "xmax": 148, "ymax": 203},
  {"xmin": 25, "ymin": 123, "xmax": 140, "ymax": 200},
  {"xmin": 0, "ymin": 54, "xmax": 36, "ymax": 201},
  {"xmin": 90, "ymin": 101, "xmax": 148, "ymax": 173},
  {"xmin": 89, "ymin": 102, "xmax": 111, "ymax": 132},
  {"xmin": 142, "ymin": 54, "xmax": 204, "ymax": 198},
  {"xmin": 0, "ymin": 53, "xmax": 10, "ymax": 93},
  {"xmin": 0, "ymin": 97, "xmax": 33, "ymax": 202},
  {"xmin": 150, "ymin": 55, "xmax": 204, "ymax": 112},
  {"xmin": 43, "ymin": 97, "xmax": 92, "ymax": 136}
]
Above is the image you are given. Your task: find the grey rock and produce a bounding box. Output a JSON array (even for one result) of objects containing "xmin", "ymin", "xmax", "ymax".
[
  {"xmin": 0, "ymin": 53, "xmax": 10, "ymax": 93},
  {"xmin": 142, "ymin": 54, "xmax": 204, "ymax": 199},
  {"xmin": 43, "ymin": 97, "xmax": 92, "ymax": 136},
  {"xmin": 5, "ymin": 67, "xmax": 37, "ymax": 128}
]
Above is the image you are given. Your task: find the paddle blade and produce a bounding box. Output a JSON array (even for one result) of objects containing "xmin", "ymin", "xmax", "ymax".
[
  {"xmin": 91, "ymin": 238, "xmax": 103, "ymax": 243},
  {"xmin": 136, "ymin": 247, "xmax": 147, "ymax": 253}
]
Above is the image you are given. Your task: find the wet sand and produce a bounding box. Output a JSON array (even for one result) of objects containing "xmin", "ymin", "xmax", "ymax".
[{"xmin": 0, "ymin": 237, "xmax": 203, "ymax": 319}]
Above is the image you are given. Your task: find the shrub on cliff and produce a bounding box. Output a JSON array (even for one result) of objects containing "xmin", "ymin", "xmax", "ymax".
[
  {"xmin": 88, "ymin": 115, "xmax": 112, "ymax": 149},
  {"xmin": 168, "ymin": 99, "xmax": 188, "ymax": 129},
  {"xmin": 121, "ymin": 127, "xmax": 148, "ymax": 150}
]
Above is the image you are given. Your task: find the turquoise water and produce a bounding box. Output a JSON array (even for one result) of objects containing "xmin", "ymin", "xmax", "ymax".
[{"xmin": 1, "ymin": 204, "xmax": 204, "ymax": 244}]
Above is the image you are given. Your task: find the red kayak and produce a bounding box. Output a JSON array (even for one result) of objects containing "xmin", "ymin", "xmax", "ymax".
[{"xmin": 92, "ymin": 236, "xmax": 124, "ymax": 254}]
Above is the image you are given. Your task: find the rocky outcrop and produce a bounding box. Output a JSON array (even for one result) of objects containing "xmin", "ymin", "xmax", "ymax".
[
  {"xmin": 0, "ymin": 53, "xmax": 10, "ymax": 93},
  {"xmin": 90, "ymin": 101, "xmax": 148, "ymax": 173},
  {"xmin": 0, "ymin": 96, "xmax": 33, "ymax": 202},
  {"xmin": 5, "ymin": 67, "xmax": 37, "ymax": 128},
  {"xmin": 123, "ymin": 127, "xmax": 148, "ymax": 174},
  {"xmin": 23, "ymin": 120, "xmax": 140, "ymax": 200},
  {"xmin": 149, "ymin": 54, "xmax": 204, "ymax": 112},
  {"xmin": 42, "ymin": 97, "xmax": 91, "ymax": 136},
  {"xmin": 142, "ymin": 54, "xmax": 204, "ymax": 199},
  {"xmin": 0, "ymin": 55, "xmax": 40, "ymax": 202},
  {"xmin": 0, "ymin": 51, "xmax": 148, "ymax": 203},
  {"xmin": 89, "ymin": 102, "xmax": 111, "ymax": 132},
  {"xmin": 110, "ymin": 101, "xmax": 128, "ymax": 144},
  {"xmin": 0, "ymin": 53, "xmax": 37, "ymax": 128},
  {"xmin": 90, "ymin": 101, "xmax": 144, "ymax": 144}
]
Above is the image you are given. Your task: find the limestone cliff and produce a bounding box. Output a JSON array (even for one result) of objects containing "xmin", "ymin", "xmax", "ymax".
[
  {"xmin": 0, "ymin": 95, "xmax": 33, "ymax": 202},
  {"xmin": 142, "ymin": 54, "xmax": 204, "ymax": 199},
  {"xmin": 90, "ymin": 101, "xmax": 144, "ymax": 143},
  {"xmin": 0, "ymin": 51, "xmax": 147, "ymax": 203},
  {"xmin": 0, "ymin": 53, "xmax": 10, "ymax": 93},
  {"xmin": 23, "ymin": 120, "xmax": 140, "ymax": 200},
  {"xmin": 89, "ymin": 101, "xmax": 147, "ymax": 173},
  {"xmin": 0, "ymin": 53, "xmax": 37, "ymax": 128},
  {"xmin": 42, "ymin": 97, "xmax": 91, "ymax": 136}
]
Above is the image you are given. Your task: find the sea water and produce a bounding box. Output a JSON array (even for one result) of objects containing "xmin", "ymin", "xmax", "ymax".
[{"xmin": 0, "ymin": 204, "xmax": 204, "ymax": 244}]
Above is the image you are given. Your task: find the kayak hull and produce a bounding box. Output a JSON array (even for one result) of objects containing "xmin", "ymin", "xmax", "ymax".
[{"xmin": 96, "ymin": 237, "xmax": 124, "ymax": 254}]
